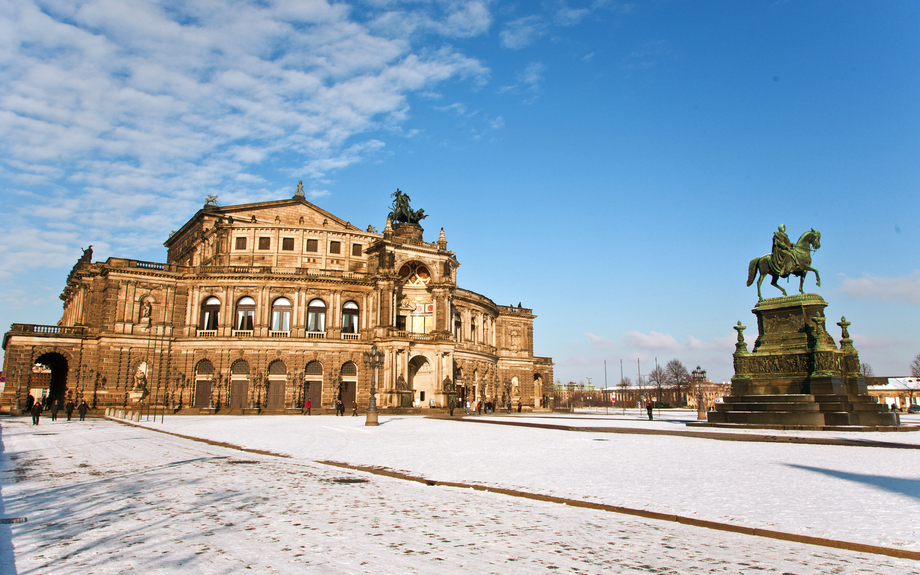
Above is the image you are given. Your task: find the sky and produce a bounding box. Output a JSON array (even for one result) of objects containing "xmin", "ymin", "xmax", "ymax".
[{"xmin": 1, "ymin": 0, "xmax": 918, "ymax": 385}]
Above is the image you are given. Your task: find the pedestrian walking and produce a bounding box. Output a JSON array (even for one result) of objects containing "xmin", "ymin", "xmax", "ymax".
[
  {"xmin": 352, "ymin": 401, "xmax": 357, "ymax": 416},
  {"xmin": 336, "ymin": 399, "xmax": 344, "ymax": 416},
  {"xmin": 51, "ymin": 400, "xmax": 60, "ymax": 421},
  {"xmin": 31, "ymin": 401, "xmax": 42, "ymax": 425},
  {"xmin": 78, "ymin": 400, "xmax": 88, "ymax": 421},
  {"xmin": 65, "ymin": 399, "xmax": 75, "ymax": 421},
  {"xmin": 465, "ymin": 400, "xmax": 470, "ymax": 415},
  {"xmin": 304, "ymin": 398, "xmax": 311, "ymax": 416},
  {"xmin": 646, "ymin": 401, "xmax": 653, "ymax": 421}
]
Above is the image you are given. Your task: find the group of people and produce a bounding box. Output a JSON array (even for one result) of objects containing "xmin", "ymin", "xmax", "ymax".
[
  {"xmin": 332, "ymin": 399, "xmax": 358, "ymax": 416},
  {"xmin": 460, "ymin": 399, "xmax": 522, "ymax": 415},
  {"xmin": 29, "ymin": 397, "xmax": 88, "ymax": 425}
]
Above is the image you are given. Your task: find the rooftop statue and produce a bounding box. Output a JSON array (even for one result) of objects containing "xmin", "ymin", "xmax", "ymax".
[
  {"xmin": 747, "ymin": 225, "xmax": 821, "ymax": 300},
  {"xmin": 204, "ymin": 194, "xmax": 219, "ymax": 207},
  {"xmin": 388, "ymin": 188, "xmax": 428, "ymax": 224}
]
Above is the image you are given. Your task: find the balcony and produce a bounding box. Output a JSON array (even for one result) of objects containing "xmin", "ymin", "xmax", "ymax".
[
  {"xmin": 341, "ymin": 333, "xmax": 360, "ymax": 341},
  {"xmin": 269, "ymin": 330, "xmax": 290, "ymax": 338},
  {"xmin": 9, "ymin": 324, "xmax": 87, "ymax": 336},
  {"xmin": 196, "ymin": 330, "xmax": 218, "ymax": 337},
  {"xmin": 306, "ymin": 331, "xmax": 326, "ymax": 340},
  {"xmin": 232, "ymin": 330, "xmax": 254, "ymax": 337}
]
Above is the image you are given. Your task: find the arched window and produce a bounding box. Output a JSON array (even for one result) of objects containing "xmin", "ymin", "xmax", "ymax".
[
  {"xmin": 470, "ymin": 318, "xmax": 478, "ymax": 344},
  {"xmin": 452, "ymin": 309, "xmax": 462, "ymax": 341},
  {"xmin": 307, "ymin": 298, "xmax": 326, "ymax": 332},
  {"xmin": 271, "ymin": 297, "xmax": 292, "ymax": 332},
  {"xmin": 341, "ymin": 301, "xmax": 359, "ymax": 333},
  {"xmin": 200, "ymin": 297, "xmax": 221, "ymax": 330},
  {"xmin": 235, "ymin": 297, "xmax": 255, "ymax": 330}
]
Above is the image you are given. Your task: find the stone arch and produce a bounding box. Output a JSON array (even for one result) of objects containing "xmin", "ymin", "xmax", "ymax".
[
  {"xmin": 33, "ymin": 351, "xmax": 70, "ymax": 405},
  {"xmin": 409, "ymin": 353, "xmax": 438, "ymax": 408}
]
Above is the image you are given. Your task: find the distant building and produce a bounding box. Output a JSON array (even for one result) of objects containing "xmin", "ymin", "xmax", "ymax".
[
  {"xmin": 2, "ymin": 191, "xmax": 553, "ymax": 413},
  {"xmin": 866, "ymin": 377, "xmax": 919, "ymax": 410}
]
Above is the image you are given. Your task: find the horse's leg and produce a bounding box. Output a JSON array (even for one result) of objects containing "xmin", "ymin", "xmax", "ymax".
[
  {"xmin": 798, "ymin": 272, "xmax": 806, "ymax": 294},
  {"xmin": 770, "ymin": 273, "xmax": 787, "ymax": 296},
  {"xmin": 756, "ymin": 271, "xmax": 764, "ymax": 301},
  {"xmin": 805, "ymin": 265, "xmax": 821, "ymax": 287}
]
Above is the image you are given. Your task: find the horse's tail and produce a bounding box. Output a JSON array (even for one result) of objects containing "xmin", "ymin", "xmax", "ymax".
[{"xmin": 746, "ymin": 258, "xmax": 759, "ymax": 287}]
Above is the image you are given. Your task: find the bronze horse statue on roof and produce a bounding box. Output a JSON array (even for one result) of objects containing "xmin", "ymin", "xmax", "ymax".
[{"xmin": 747, "ymin": 228, "xmax": 821, "ymax": 300}]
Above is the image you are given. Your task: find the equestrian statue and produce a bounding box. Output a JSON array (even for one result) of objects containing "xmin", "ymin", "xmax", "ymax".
[{"xmin": 747, "ymin": 225, "xmax": 821, "ymax": 301}]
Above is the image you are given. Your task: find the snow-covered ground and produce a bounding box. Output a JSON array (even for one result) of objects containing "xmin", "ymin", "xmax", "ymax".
[{"xmin": 1, "ymin": 411, "xmax": 919, "ymax": 574}]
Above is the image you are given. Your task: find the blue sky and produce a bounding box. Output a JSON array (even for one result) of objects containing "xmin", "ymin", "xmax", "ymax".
[{"xmin": 1, "ymin": 0, "xmax": 918, "ymax": 385}]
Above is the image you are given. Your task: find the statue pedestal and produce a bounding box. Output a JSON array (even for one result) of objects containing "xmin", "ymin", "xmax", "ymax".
[{"xmin": 690, "ymin": 294, "xmax": 902, "ymax": 431}]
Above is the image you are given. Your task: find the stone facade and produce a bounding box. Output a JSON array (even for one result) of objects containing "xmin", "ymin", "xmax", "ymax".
[{"xmin": 2, "ymin": 194, "xmax": 553, "ymax": 414}]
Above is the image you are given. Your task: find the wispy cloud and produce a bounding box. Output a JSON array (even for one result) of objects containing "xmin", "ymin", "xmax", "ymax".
[
  {"xmin": 500, "ymin": 15, "xmax": 547, "ymax": 49},
  {"xmin": 622, "ymin": 39, "xmax": 672, "ymax": 70},
  {"xmin": 839, "ymin": 272, "xmax": 920, "ymax": 305}
]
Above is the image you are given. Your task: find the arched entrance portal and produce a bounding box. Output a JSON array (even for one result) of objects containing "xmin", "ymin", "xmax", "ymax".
[
  {"xmin": 409, "ymin": 355, "xmax": 437, "ymax": 408},
  {"xmin": 35, "ymin": 353, "xmax": 69, "ymax": 404}
]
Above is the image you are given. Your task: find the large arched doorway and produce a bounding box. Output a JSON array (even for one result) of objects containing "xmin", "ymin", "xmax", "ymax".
[
  {"xmin": 340, "ymin": 362, "xmax": 357, "ymax": 410},
  {"xmin": 304, "ymin": 361, "xmax": 323, "ymax": 408},
  {"xmin": 266, "ymin": 360, "xmax": 286, "ymax": 409},
  {"xmin": 409, "ymin": 355, "xmax": 437, "ymax": 407},
  {"xmin": 230, "ymin": 360, "xmax": 249, "ymax": 409},
  {"xmin": 35, "ymin": 353, "xmax": 69, "ymax": 404},
  {"xmin": 194, "ymin": 360, "xmax": 214, "ymax": 408}
]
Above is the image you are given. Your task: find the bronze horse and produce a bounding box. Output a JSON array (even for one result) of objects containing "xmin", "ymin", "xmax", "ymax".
[{"xmin": 747, "ymin": 229, "xmax": 821, "ymax": 300}]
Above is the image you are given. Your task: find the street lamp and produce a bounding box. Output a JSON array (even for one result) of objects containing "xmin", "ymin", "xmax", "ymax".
[
  {"xmin": 362, "ymin": 346, "xmax": 383, "ymax": 426},
  {"xmin": 692, "ymin": 366, "xmax": 707, "ymax": 421}
]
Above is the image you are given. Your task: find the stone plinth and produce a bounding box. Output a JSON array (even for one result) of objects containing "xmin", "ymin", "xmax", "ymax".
[{"xmin": 691, "ymin": 294, "xmax": 901, "ymax": 431}]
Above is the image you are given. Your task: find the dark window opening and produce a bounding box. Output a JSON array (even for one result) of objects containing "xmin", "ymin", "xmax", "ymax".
[
  {"xmin": 282, "ymin": 237, "xmax": 294, "ymax": 251},
  {"xmin": 329, "ymin": 241, "xmax": 341, "ymax": 254},
  {"xmin": 235, "ymin": 237, "xmax": 247, "ymax": 250},
  {"xmin": 352, "ymin": 244, "xmax": 362, "ymax": 256},
  {"xmin": 306, "ymin": 239, "xmax": 318, "ymax": 252},
  {"xmin": 258, "ymin": 237, "xmax": 271, "ymax": 250}
]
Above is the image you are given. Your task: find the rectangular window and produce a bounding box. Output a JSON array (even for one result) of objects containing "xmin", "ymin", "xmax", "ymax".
[
  {"xmin": 235, "ymin": 237, "xmax": 247, "ymax": 250},
  {"xmin": 282, "ymin": 237, "xmax": 294, "ymax": 251},
  {"xmin": 258, "ymin": 237, "xmax": 271, "ymax": 250},
  {"xmin": 306, "ymin": 239, "xmax": 318, "ymax": 252},
  {"xmin": 329, "ymin": 241, "xmax": 341, "ymax": 254},
  {"xmin": 351, "ymin": 244, "xmax": 362, "ymax": 257}
]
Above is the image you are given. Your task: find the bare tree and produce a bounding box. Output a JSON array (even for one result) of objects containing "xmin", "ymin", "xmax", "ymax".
[
  {"xmin": 911, "ymin": 354, "xmax": 920, "ymax": 379},
  {"xmin": 648, "ymin": 365, "xmax": 667, "ymax": 404},
  {"xmin": 618, "ymin": 376, "xmax": 632, "ymax": 389},
  {"xmin": 859, "ymin": 362, "xmax": 874, "ymax": 380},
  {"xmin": 665, "ymin": 359, "xmax": 690, "ymax": 406}
]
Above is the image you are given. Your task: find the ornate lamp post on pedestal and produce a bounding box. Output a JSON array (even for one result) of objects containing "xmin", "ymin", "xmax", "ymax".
[
  {"xmin": 362, "ymin": 346, "xmax": 383, "ymax": 426},
  {"xmin": 692, "ymin": 366, "xmax": 707, "ymax": 421}
]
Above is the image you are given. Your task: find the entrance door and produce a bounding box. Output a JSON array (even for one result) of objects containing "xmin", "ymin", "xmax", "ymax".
[
  {"xmin": 266, "ymin": 379, "xmax": 285, "ymax": 409},
  {"xmin": 230, "ymin": 379, "xmax": 248, "ymax": 409},
  {"xmin": 340, "ymin": 381, "xmax": 356, "ymax": 410},
  {"xmin": 305, "ymin": 381, "xmax": 322, "ymax": 409},
  {"xmin": 194, "ymin": 379, "xmax": 211, "ymax": 408}
]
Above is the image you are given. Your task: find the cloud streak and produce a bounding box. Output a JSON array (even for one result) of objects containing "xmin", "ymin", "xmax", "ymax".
[{"xmin": 839, "ymin": 272, "xmax": 920, "ymax": 305}]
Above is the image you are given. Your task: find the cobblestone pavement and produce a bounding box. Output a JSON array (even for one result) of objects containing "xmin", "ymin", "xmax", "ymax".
[{"xmin": 1, "ymin": 418, "xmax": 916, "ymax": 574}]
